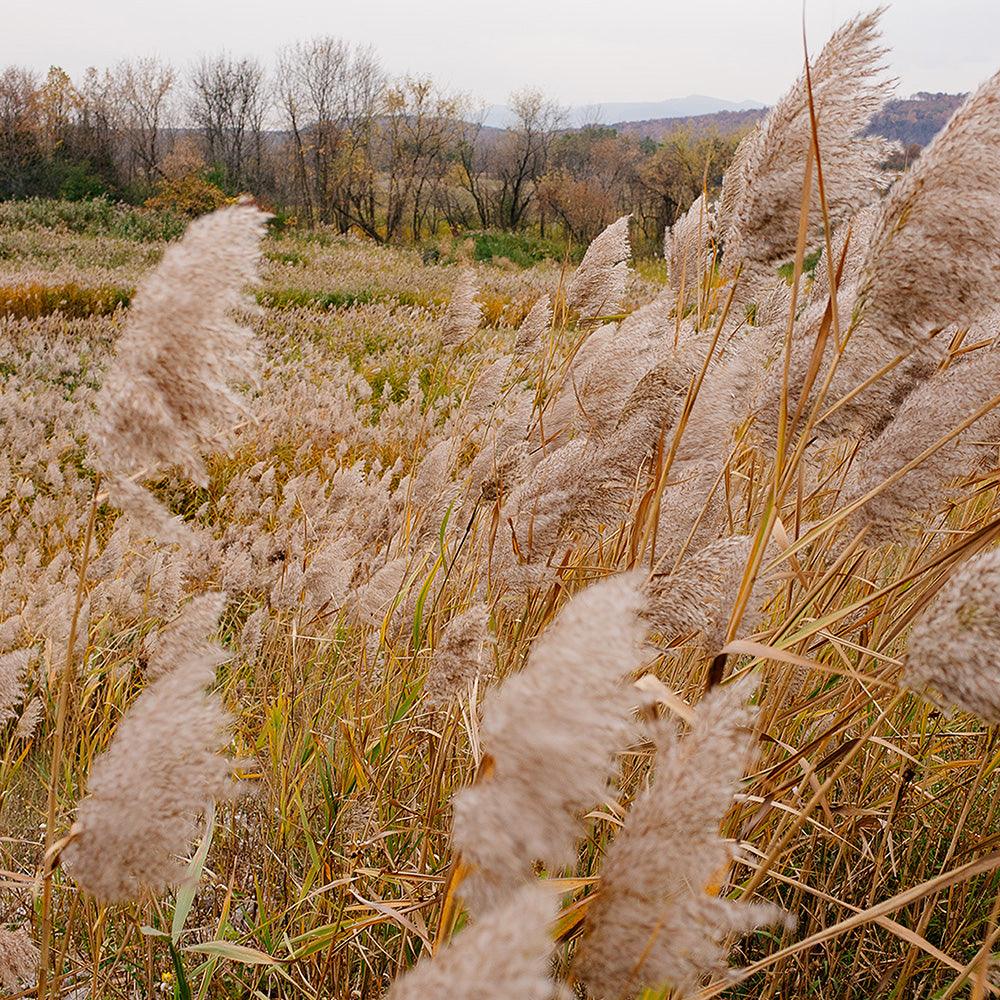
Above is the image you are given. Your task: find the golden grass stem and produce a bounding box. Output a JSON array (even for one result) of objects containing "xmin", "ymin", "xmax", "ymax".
[{"xmin": 36, "ymin": 474, "xmax": 99, "ymax": 1000}]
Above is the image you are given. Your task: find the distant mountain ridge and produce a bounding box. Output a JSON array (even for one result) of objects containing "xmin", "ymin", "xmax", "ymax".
[
  {"xmin": 603, "ymin": 91, "xmax": 966, "ymax": 148},
  {"xmin": 864, "ymin": 92, "xmax": 966, "ymax": 146},
  {"xmin": 481, "ymin": 94, "xmax": 765, "ymax": 129},
  {"xmin": 612, "ymin": 108, "xmax": 766, "ymax": 140}
]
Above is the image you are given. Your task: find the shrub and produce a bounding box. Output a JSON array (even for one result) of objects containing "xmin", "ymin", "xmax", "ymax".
[
  {"xmin": 470, "ymin": 230, "xmax": 570, "ymax": 267},
  {"xmin": 143, "ymin": 173, "xmax": 229, "ymax": 218}
]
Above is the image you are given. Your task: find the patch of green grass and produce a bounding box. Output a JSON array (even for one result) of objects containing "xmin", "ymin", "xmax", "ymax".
[
  {"xmin": 259, "ymin": 288, "xmax": 376, "ymax": 310},
  {"xmin": 634, "ymin": 257, "xmax": 669, "ymax": 285},
  {"xmin": 260, "ymin": 287, "xmax": 445, "ymax": 313},
  {"xmin": 422, "ymin": 229, "xmax": 572, "ymax": 269},
  {"xmin": 777, "ymin": 247, "xmax": 822, "ymax": 283},
  {"xmin": 0, "ymin": 197, "xmax": 186, "ymax": 242},
  {"xmin": 469, "ymin": 229, "xmax": 569, "ymax": 268},
  {"xmin": 264, "ymin": 249, "xmax": 309, "ymax": 266}
]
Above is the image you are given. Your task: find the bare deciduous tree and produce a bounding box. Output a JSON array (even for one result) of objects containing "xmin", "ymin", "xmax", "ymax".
[
  {"xmin": 380, "ymin": 77, "xmax": 465, "ymax": 242},
  {"xmin": 494, "ymin": 89, "xmax": 564, "ymax": 230},
  {"xmin": 117, "ymin": 57, "xmax": 176, "ymax": 188},
  {"xmin": 0, "ymin": 66, "xmax": 42, "ymax": 198},
  {"xmin": 275, "ymin": 37, "xmax": 382, "ymax": 228},
  {"xmin": 189, "ymin": 53, "xmax": 268, "ymax": 190}
]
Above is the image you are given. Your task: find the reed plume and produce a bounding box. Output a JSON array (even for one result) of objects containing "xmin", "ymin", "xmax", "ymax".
[
  {"xmin": 452, "ymin": 574, "xmax": 647, "ymax": 913},
  {"xmin": 842, "ymin": 345, "xmax": 1000, "ymax": 544},
  {"xmin": 423, "ymin": 603, "xmax": 494, "ymax": 710},
  {"xmin": 442, "ymin": 268, "xmax": 481, "ymax": 347},
  {"xmin": 0, "ymin": 926, "xmax": 38, "ymax": 991},
  {"xmin": 905, "ymin": 550, "xmax": 1000, "ymax": 723},
  {"xmin": 141, "ymin": 592, "xmax": 227, "ymax": 679},
  {"xmin": 566, "ymin": 215, "xmax": 631, "ymax": 319},
  {"xmin": 0, "ymin": 647, "xmax": 29, "ymax": 722},
  {"xmin": 62, "ymin": 594, "xmax": 242, "ymax": 902},
  {"xmin": 647, "ymin": 534, "xmax": 779, "ymax": 650},
  {"xmin": 719, "ymin": 9, "xmax": 893, "ymax": 290},
  {"xmin": 490, "ymin": 437, "xmax": 591, "ymax": 593},
  {"xmin": 301, "ymin": 536, "xmax": 358, "ymax": 612},
  {"xmin": 514, "ymin": 295, "xmax": 552, "ymax": 357},
  {"xmin": 352, "ymin": 556, "xmax": 410, "ymax": 628},
  {"xmin": 666, "ymin": 194, "xmax": 713, "ymax": 310},
  {"xmin": 88, "ymin": 201, "xmax": 269, "ymax": 537},
  {"xmin": 543, "ymin": 305, "xmax": 673, "ymax": 444},
  {"xmin": 574, "ymin": 677, "xmax": 787, "ymax": 998},
  {"xmin": 856, "ymin": 68, "xmax": 1000, "ymax": 353},
  {"xmin": 808, "ymin": 202, "xmax": 879, "ymax": 307},
  {"xmin": 13, "ymin": 695, "xmax": 42, "ymax": 742},
  {"xmin": 384, "ymin": 884, "xmax": 556, "ymax": 1000}
]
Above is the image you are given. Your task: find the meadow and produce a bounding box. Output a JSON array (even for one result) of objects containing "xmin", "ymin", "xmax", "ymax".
[{"xmin": 3, "ymin": 10, "xmax": 1000, "ymax": 1000}]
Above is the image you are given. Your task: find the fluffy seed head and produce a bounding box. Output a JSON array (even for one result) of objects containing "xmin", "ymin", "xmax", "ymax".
[
  {"xmin": 62, "ymin": 595, "xmax": 242, "ymax": 902},
  {"xmin": 567, "ymin": 215, "xmax": 631, "ymax": 319},
  {"xmin": 0, "ymin": 926, "xmax": 38, "ymax": 991},
  {"xmin": 857, "ymin": 69, "xmax": 1000, "ymax": 351},
  {"xmin": 90, "ymin": 203, "xmax": 269, "ymax": 485},
  {"xmin": 843, "ymin": 346, "xmax": 1000, "ymax": 544},
  {"xmin": 13, "ymin": 696, "xmax": 43, "ymax": 742},
  {"xmin": 906, "ymin": 550, "xmax": 1000, "ymax": 723},
  {"xmin": 452, "ymin": 575, "xmax": 647, "ymax": 913},
  {"xmin": 0, "ymin": 647, "xmax": 30, "ymax": 723},
  {"xmin": 719, "ymin": 9, "xmax": 893, "ymax": 290},
  {"xmin": 574, "ymin": 676, "xmax": 788, "ymax": 997},
  {"xmin": 142, "ymin": 592, "xmax": 228, "ymax": 679},
  {"xmin": 442, "ymin": 268, "xmax": 481, "ymax": 347},
  {"xmin": 514, "ymin": 296, "xmax": 552, "ymax": 356},
  {"xmin": 423, "ymin": 603, "xmax": 494, "ymax": 710},
  {"xmin": 647, "ymin": 534, "xmax": 780, "ymax": 651},
  {"xmin": 666, "ymin": 194, "xmax": 714, "ymax": 309},
  {"xmin": 384, "ymin": 884, "xmax": 556, "ymax": 1000}
]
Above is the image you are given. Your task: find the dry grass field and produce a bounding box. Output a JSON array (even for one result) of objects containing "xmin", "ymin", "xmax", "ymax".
[{"xmin": 4, "ymin": 11, "xmax": 1000, "ymax": 1000}]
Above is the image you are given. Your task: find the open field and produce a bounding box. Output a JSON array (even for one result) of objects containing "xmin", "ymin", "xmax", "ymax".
[{"xmin": 4, "ymin": 10, "xmax": 1000, "ymax": 1000}]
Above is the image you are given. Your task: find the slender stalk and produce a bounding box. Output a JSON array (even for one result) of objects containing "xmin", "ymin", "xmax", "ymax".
[{"xmin": 37, "ymin": 474, "xmax": 100, "ymax": 1000}]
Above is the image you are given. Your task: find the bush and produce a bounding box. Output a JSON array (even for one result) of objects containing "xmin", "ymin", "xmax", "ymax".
[
  {"xmin": 470, "ymin": 230, "xmax": 570, "ymax": 268},
  {"xmin": 57, "ymin": 162, "xmax": 109, "ymax": 202},
  {"xmin": 144, "ymin": 174, "xmax": 229, "ymax": 218}
]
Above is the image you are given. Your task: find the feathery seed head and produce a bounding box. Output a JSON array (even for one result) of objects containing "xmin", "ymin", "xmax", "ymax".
[
  {"xmin": 423, "ymin": 603, "xmax": 494, "ymax": 710},
  {"xmin": 442, "ymin": 268, "xmax": 481, "ymax": 347},
  {"xmin": 906, "ymin": 549, "xmax": 1000, "ymax": 723},
  {"xmin": 574, "ymin": 676, "xmax": 788, "ymax": 997},
  {"xmin": 141, "ymin": 592, "xmax": 227, "ymax": 679},
  {"xmin": 90, "ymin": 203, "xmax": 269, "ymax": 485},
  {"xmin": 62, "ymin": 594, "xmax": 243, "ymax": 902},
  {"xmin": 567, "ymin": 215, "xmax": 631, "ymax": 319},
  {"xmin": 0, "ymin": 647, "xmax": 30, "ymax": 723},
  {"xmin": 719, "ymin": 9, "xmax": 893, "ymax": 291},
  {"xmin": 514, "ymin": 295, "xmax": 553, "ymax": 356},
  {"xmin": 857, "ymin": 68, "xmax": 1000, "ymax": 352},
  {"xmin": 452, "ymin": 574, "xmax": 647, "ymax": 913},
  {"xmin": 384, "ymin": 884, "xmax": 556, "ymax": 1000},
  {"xmin": 0, "ymin": 926, "xmax": 38, "ymax": 991}
]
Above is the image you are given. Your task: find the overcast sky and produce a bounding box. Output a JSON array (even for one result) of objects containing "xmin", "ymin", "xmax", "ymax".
[{"xmin": 8, "ymin": 1, "xmax": 999, "ymax": 107}]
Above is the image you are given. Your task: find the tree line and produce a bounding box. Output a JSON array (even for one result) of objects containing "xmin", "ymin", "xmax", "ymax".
[{"xmin": 0, "ymin": 40, "xmax": 745, "ymax": 249}]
